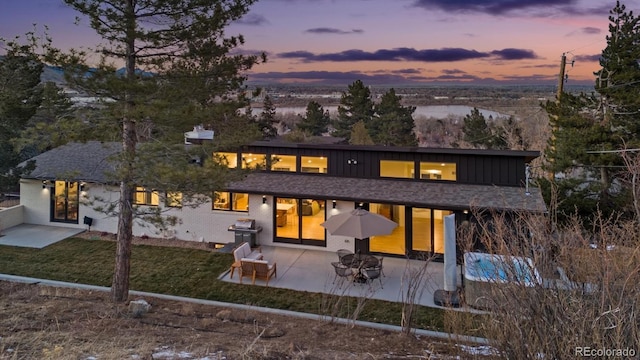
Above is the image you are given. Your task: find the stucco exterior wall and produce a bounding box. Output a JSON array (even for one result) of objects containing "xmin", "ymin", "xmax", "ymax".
[
  {"xmin": 0, "ymin": 205, "xmax": 24, "ymax": 229},
  {"xmin": 19, "ymin": 179, "xmax": 351, "ymax": 254}
]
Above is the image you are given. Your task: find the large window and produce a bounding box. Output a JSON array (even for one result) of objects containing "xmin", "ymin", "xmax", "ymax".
[
  {"xmin": 420, "ymin": 162, "xmax": 456, "ymax": 181},
  {"xmin": 134, "ymin": 187, "xmax": 159, "ymax": 206},
  {"xmin": 270, "ymin": 154, "xmax": 297, "ymax": 172},
  {"xmin": 301, "ymin": 156, "xmax": 327, "ymax": 173},
  {"xmin": 213, "ymin": 192, "xmax": 248, "ymax": 211},
  {"xmin": 241, "ymin": 153, "xmax": 266, "ymax": 169},
  {"xmin": 215, "ymin": 152, "xmax": 238, "ymax": 168},
  {"xmin": 275, "ymin": 197, "xmax": 326, "ymax": 246},
  {"xmin": 52, "ymin": 180, "xmax": 79, "ymax": 223},
  {"xmin": 380, "ymin": 160, "xmax": 414, "ymax": 179}
]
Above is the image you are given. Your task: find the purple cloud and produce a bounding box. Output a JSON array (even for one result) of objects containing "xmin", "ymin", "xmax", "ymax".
[
  {"xmin": 442, "ymin": 69, "xmax": 467, "ymax": 75},
  {"xmin": 581, "ymin": 26, "xmax": 601, "ymax": 35},
  {"xmin": 305, "ymin": 27, "xmax": 364, "ymax": 34},
  {"xmin": 278, "ymin": 47, "xmax": 538, "ymax": 63},
  {"xmin": 236, "ymin": 14, "xmax": 269, "ymax": 26},
  {"xmin": 574, "ymin": 54, "xmax": 601, "ymax": 62},
  {"xmin": 410, "ymin": 0, "xmax": 610, "ymax": 16},
  {"xmin": 490, "ymin": 48, "xmax": 539, "ymax": 60},
  {"xmin": 278, "ymin": 47, "xmax": 492, "ymax": 62}
]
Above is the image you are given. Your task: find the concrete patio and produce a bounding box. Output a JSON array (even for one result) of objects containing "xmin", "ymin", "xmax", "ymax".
[
  {"xmin": 219, "ymin": 245, "xmax": 464, "ymax": 309},
  {"xmin": 0, "ymin": 224, "xmax": 84, "ymax": 249}
]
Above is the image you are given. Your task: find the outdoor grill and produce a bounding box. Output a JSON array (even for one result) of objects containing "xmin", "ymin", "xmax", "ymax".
[{"xmin": 228, "ymin": 218, "xmax": 262, "ymax": 247}]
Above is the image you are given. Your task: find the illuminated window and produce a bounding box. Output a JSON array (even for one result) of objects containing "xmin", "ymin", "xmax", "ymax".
[
  {"xmin": 232, "ymin": 193, "xmax": 249, "ymax": 211},
  {"xmin": 380, "ymin": 160, "xmax": 414, "ymax": 179},
  {"xmin": 301, "ymin": 156, "xmax": 327, "ymax": 173},
  {"xmin": 215, "ymin": 152, "xmax": 238, "ymax": 168},
  {"xmin": 213, "ymin": 191, "xmax": 248, "ymax": 212},
  {"xmin": 213, "ymin": 192, "xmax": 230, "ymax": 210},
  {"xmin": 241, "ymin": 153, "xmax": 266, "ymax": 169},
  {"xmin": 166, "ymin": 192, "xmax": 182, "ymax": 208},
  {"xmin": 420, "ymin": 162, "xmax": 456, "ymax": 181},
  {"xmin": 270, "ymin": 154, "xmax": 297, "ymax": 172},
  {"xmin": 134, "ymin": 187, "xmax": 159, "ymax": 206}
]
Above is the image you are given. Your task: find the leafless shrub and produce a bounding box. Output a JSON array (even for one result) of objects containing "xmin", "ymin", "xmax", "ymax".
[
  {"xmin": 400, "ymin": 254, "xmax": 434, "ymax": 335},
  {"xmin": 319, "ymin": 271, "xmax": 376, "ymax": 328},
  {"xmin": 456, "ymin": 209, "xmax": 640, "ymax": 359}
]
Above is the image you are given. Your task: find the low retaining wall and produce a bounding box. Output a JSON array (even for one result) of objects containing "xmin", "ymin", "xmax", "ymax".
[{"xmin": 0, "ymin": 204, "xmax": 24, "ymax": 230}]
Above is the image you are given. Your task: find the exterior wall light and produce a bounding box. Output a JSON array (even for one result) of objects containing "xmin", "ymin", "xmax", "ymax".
[
  {"xmin": 42, "ymin": 180, "xmax": 47, "ymax": 189},
  {"xmin": 332, "ymin": 200, "xmax": 337, "ymax": 209},
  {"xmin": 262, "ymin": 195, "xmax": 267, "ymax": 204},
  {"xmin": 80, "ymin": 182, "xmax": 86, "ymax": 191}
]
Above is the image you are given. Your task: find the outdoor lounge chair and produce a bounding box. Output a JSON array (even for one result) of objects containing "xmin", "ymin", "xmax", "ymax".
[
  {"xmin": 239, "ymin": 259, "xmax": 256, "ymax": 284},
  {"xmin": 361, "ymin": 266, "xmax": 383, "ymax": 288},
  {"xmin": 377, "ymin": 256, "xmax": 385, "ymax": 277},
  {"xmin": 331, "ymin": 261, "xmax": 354, "ymax": 284},
  {"xmin": 337, "ymin": 249, "xmax": 354, "ymax": 266},
  {"xmin": 252, "ymin": 260, "xmax": 277, "ymax": 286}
]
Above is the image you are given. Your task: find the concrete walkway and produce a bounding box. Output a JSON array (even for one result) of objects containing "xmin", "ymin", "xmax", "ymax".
[{"xmin": 0, "ymin": 224, "xmax": 84, "ymax": 248}]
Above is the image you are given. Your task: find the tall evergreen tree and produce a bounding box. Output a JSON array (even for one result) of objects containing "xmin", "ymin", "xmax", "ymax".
[
  {"xmin": 15, "ymin": 81, "xmax": 78, "ymax": 155},
  {"xmin": 0, "ymin": 38, "xmax": 43, "ymax": 195},
  {"xmin": 543, "ymin": 2, "xmax": 640, "ymax": 222},
  {"xmin": 334, "ymin": 80, "xmax": 374, "ymax": 141},
  {"xmin": 462, "ymin": 107, "xmax": 493, "ymax": 148},
  {"xmin": 257, "ymin": 94, "xmax": 278, "ymax": 139},
  {"xmin": 595, "ymin": 1, "xmax": 640, "ymax": 145},
  {"xmin": 58, "ymin": 0, "xmax": 263, "ymax": 302},
  {"xmin": 349, "ymin": 120, "xmax": 374, "ymax": 145},
  {"xmin": 370, "ymin": 88, "xmax": 417, "ymax": 146},
  {"xmin": 297, "ymin": 101, "xmax": 329, "ymax": 136}
]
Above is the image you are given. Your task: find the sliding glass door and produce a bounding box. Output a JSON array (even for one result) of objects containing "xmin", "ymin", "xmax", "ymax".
[
  {"xmin": 275, "ymin": 197, "xmax": 326, "ymax": 246},
  {"xmin": 51, "ymin": 181, "xmax": 79, "ymax": 223}
]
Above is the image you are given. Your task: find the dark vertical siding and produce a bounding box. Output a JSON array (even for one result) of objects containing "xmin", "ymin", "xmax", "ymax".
[{"xmin": 242, "ymin": 143, "xmax": 533, "ymax": 187}]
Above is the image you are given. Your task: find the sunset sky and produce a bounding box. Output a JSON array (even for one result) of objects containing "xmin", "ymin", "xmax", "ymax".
[{"xmin": 1, "ymin": 0, "xmax": 638, "ymax": 86}]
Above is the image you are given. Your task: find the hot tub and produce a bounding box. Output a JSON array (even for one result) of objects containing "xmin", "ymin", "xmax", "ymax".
[{"xmin": 464, "ymin": 252, "xmax": 542, "ymax": 310}]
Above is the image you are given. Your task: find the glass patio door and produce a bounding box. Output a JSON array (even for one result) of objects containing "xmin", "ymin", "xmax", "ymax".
[
  {"xmin": 411, "ymin": 208, "xmax": 451, "ymax": 255},
  {"xmin": 51, "ymin": 181, "xmax": 79, "ymax": 223}
]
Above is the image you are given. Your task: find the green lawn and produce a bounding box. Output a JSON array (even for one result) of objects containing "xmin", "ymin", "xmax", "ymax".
[{"xmin": 0, "ymin": 237, "xmax": 471, "ymax": 332}]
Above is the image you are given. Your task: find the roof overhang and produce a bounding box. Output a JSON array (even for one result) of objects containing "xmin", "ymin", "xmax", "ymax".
[{"xmin": 227, "ymin": 172, "xmax": 547, "ymax": 213}]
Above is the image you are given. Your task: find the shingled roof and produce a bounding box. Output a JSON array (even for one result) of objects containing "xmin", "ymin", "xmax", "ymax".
[
  {"xmin": 22, "ymin": 141, "xmax": 120, "ymax": 183},
  {"xmin": 227, "ymin": 172, "xmax": 547, "ymax": 213}
]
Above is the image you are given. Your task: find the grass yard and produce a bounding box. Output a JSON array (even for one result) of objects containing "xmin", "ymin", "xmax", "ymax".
[{"xmin": 0, "ymin": 237, "xmax": 465, "ymax": 333}]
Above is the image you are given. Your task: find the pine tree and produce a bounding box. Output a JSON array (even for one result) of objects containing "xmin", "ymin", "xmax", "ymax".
[
  {"xmin": 370, "ymin": 88, "xmax": 417, "ymax": 146},
  {"xmin": 58, "ymin": 0, "xmax": 263, "ymax": 302},
  {"xmin": 0, "ymin": 38, "xmax": 43, "ymax": 194},
  {"xmin": 595, "ymin": 1, "xmax": 640, "ymax": 144},
  {"xmin": 542, "ymin": 2, "xmax": 640, "ymax": 222},
  {"xmin": 257, "ymin": 95, "xmax": 278, "ymax": 139},
  {"xmin": 349, "ymin": 120, "xmax": 374, "ymax": 145},
  {"xmin": 462, "ymin": 108, "xmax": 493, "ymax": 148},
  {"xmin": 297, "ymin": 101, "xmax": 330, "ymax": 136},
  {"xmin": 334, "ymin": 80, "xmax": 374, "ymax": 141}
]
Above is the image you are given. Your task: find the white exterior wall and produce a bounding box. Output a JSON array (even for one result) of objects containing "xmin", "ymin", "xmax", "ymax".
[
  {"xmin": 0, "ymin": 205, "xmax": 24, "ymax": 229},
  {"xmin": 324, "ymin": 200, "xmax": 356, "ymax": 253},
  {"xmin": 19, "ymin": 179, "xmax": 352, "ymax": 253},
  {"xmin": 21, "ymin": 180, "xmax": 58, "ymax": 226}
]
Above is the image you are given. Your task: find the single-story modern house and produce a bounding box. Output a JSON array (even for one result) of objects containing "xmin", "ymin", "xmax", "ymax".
[{"xmin": 17, "ymin": 140, "xmax": 546, "ymax": 258}]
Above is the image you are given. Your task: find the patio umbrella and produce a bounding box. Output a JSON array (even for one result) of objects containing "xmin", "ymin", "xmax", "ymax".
[{"xmin": 320, "ymin": 208, "xmax": 398, "ymax": 239}]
